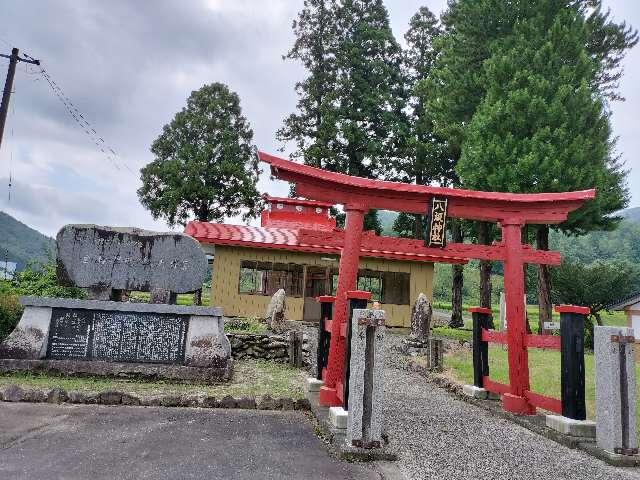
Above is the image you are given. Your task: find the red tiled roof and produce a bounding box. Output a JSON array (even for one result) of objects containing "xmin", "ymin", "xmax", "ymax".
[{"xmin": 184, "ymin": 221, "xmax": 467, "ymax": 264}]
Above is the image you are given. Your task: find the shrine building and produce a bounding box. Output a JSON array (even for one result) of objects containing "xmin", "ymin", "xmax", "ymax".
[{"xmin": 185, "ymin": 195, "xmax": 464, "ymax": 327}]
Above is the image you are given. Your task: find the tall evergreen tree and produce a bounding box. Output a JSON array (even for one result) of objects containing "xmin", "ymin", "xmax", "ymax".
[
  {"xmin": 456, "ymin": 4, "xmax": 630, "ymax": 331},
  {"xmin": 280, "ymin": 0, "xmax": 406, "ymax": 234},
  {"xmin": 425, "ymin": 0, "xmax": 636, "ymax": 324},
  {"xmin": 391, "ymin": 7, "xmax": 449, "ymax": 240},
  {"xmin": 138, "ymin": 83, "xmax": 260, "ymax": 227},
  {"xmin": 277, "ymin": 0, "xmax": 339, "ymax": 168}
]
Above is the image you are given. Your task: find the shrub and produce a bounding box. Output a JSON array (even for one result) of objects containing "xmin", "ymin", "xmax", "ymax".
[{"xmin": 0, "ymin": 283, "xmax": 22, "ymax": 341}]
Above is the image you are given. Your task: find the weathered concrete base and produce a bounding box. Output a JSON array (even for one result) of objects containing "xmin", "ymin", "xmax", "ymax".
[
  {"xmin": 305, "ymin": 379, "xmax": 396, "ymax": 461},
  {"xmin": 0, "ymin": 358, "xmax": 233, "ymax": 384},
  {"xmin": 329, "ymin": 406, "xmax": 348, "ymax": 430},
  {"xmin": 463, "ymin": 384, "xmax": 488, "ymax": 399},
  {"xmin": 546, "ymin": 415, "xmax": 596, "ymax": 438},
  {"xmin": 305, "ymin": 377, "xmax": 324, "ymax": 393}
]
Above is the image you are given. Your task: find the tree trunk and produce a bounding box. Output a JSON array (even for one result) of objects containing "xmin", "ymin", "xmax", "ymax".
[
  {"xmin": 593, "ymin": 311, "xmax": 604, "ymax": 326},
  {"xmin": 449, "ymin": 220, "xmax": 464, "ymax": 328},
  {"xmin": 536, "ymin": 225, "xmax": 552, "ymax": 334},
  {"xmin": 413, "ymin": 213, "xmax": 424, "ymax": 240},
  {"xmin": 477, "ymin": 221, "xmax": 492, "ymax": 309}
]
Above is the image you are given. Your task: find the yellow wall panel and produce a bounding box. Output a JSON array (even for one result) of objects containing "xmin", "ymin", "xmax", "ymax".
[{"xmin": 209, "ymin": 245, "xmax": 434, "ymax": 328}]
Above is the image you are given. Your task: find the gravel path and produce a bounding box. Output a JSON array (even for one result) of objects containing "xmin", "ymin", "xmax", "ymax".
[{"xmin": 382, "ymin": 333, "xmax": 640, "ymax": 480}]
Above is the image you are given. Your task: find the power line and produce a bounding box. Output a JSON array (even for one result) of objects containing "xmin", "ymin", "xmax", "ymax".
[{"xmin": 36, "ymin": 64, "xmax": 133, "ymax": 173}]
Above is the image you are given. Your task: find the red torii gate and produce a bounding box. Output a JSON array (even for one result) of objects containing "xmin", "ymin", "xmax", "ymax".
[{"xmin": 258, "ymin": 151, "xmax": 595, "ymax": 415}]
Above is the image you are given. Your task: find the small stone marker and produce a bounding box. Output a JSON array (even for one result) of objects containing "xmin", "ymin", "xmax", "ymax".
[
  {"xmin": 265, "ymin": 289, "xmax": 287, "ymax": 333},
  {"xmin": 346, "ymin": 308, "xmax": 386, "ymax": 449},
  {"xmin": 403, "ymin": 293, "xmax": 432, "ymax": 349},
  {"xmin": 499, "ymin": 292, "xmax": 527, "ymax": 331},
  {"xmin": 595, "ymin": 326, "xmax": 638, "ymax": 457},
  {"xmin": 56, "ymin": 224, "xmax": 207, "ymax": 301}
]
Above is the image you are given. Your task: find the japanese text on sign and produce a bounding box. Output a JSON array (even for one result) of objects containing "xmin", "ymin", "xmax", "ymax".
[{"xmin": 426, "ymin": 197, "xmax": 448, "ymax": 247}]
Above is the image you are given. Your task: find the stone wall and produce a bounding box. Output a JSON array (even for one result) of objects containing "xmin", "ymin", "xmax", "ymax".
[{"xmin": 227, "ymin": 331, "xmax": 311, "ymax": 367}]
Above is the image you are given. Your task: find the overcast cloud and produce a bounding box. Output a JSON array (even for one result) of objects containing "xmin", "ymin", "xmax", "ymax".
[{"xmin": 0, "ymin": 0, "xmax": 638, "ymax": 237}]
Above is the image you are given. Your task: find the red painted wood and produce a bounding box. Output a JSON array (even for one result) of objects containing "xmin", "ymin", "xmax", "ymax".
[
  {"xmin": 347, "ymin": 290, "xmax": 372, "ymax": 300},
  {"xmin": 481, "ymin": 329, "xmax": 507, "ymax": 344},
  {"xmin": 526, "ymin": 334, "xmax": 561, "ymax": 350},
  {"xmin": 258, "ymin": 151, "xmax": 595, "ymax": 223},
  {"xmin": 263, "ymin": 194, "xmax": 333, "ymax": 208},
  {"xmin": 501, "ymin": 222, "xmax": 532, "ymax": 409},
  {"xmin": 186, "ymin": 222, "xmax": 561, "ymax": 266},
  {"xmin": 482, "ymin": 376, "xmax": 510, "ymax": 395},
  {"xmin": 503, "ymin": 393, "xmax": 536, "ymax": 415},
  {"xmin": 324, "ymin": 320, "xmax": 333, "ymax": 333},
  {"xmin": 319, "ymin": 207, "xmax": 365, "ymax": 407},
  {"xmin": 524, "ymin": 390, "xmax": 562, "ymax": 414},
  {"xmin": 316, "ymin": 296, "xmax": 336, "ymax": 303},
  {"xmin": 554, "ymin": 305, "xmax": 590, "ymax": 315},
  {"xmin": 469, "ymin": 307, "xmax": 493, "ymax": 314}
]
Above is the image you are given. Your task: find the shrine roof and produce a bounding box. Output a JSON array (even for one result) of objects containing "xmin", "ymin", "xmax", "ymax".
[
  {"xmin": 258, "ymin": 151, "xmax": 596, "ymax": 223},
  {"xmin": 184, "ymin": 221, "xmax": 467, "ymax": 264}
]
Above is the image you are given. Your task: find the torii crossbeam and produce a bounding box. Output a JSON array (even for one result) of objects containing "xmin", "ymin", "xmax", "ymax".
[{"xmin": 259, "ymin": 151, "xmax": 595, "ymax": 415}]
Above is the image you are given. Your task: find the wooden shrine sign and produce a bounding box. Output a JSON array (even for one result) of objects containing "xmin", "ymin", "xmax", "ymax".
[{"xmin": 425, "ymin": 197, "xmax": 448, "ymax": 248}]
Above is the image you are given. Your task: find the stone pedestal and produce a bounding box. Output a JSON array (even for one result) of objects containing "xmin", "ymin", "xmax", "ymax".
[
  {"xmin": 0, "ymin": 297, "xmax": 232, "ymax": 382},
  {"xmin": 329, "ymin": 406, "xmax": 348, "ymax": 430},
  {"xmin": 546, "ymin": 415, "xmax": 596, "ymax": 438},
  {"xmin": 346, "ymin": 309, "xmax": 386, "ymax": 449},
  {"xmin": 594, "ymin": 326, "xmax": 638, "ymax": 456}
]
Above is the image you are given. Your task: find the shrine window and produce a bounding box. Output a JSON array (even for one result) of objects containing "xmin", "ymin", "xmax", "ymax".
[{"xmin": 238, "ymin": 261, "xmax": 303, "ymax": 297}]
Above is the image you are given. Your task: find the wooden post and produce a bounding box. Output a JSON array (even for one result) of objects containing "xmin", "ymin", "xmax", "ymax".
[
  {"xmin": 501, "ymin": 221, "xmax": 535, "ymax": 414},
  {"xmin": 470, "ymin": 307, "xmax": 492, "ymax": 388},
  {"xmin": 319, "ymin": 206, "xmax": 366, "ymax": 407},
  {"xmin": 316, "ymin": 295, "xmax": 335, "ymax": 380},
  {"xmin": 556, "ymin": 304, "xmax": 589, "ymax": 420}
]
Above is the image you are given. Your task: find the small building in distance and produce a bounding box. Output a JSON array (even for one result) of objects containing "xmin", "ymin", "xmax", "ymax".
[
  {"xmin": 0, "ymin": 260, "xmax": 17, "ymax": 280},
  {"xmin": 185, "ymin": 195, "xmax": 457, "ymax": 327},
  {"xmin": 608, "ymin": 291, "xmax": 640, "ymax": 342}
]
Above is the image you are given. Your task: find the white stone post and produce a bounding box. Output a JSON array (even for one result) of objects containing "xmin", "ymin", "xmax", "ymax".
[
  {"xmin": 594, "ymin": 326, "xmax": 638, "ymax": 457},
  {"xmin": 346, "ymin": 308, "xmax": 386, "ymax": 449}
]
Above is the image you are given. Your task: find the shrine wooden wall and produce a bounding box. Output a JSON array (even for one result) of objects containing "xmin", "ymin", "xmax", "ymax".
[{"xmin": 209, "ymin": 245, "xmax": 434, "ymax": 327}]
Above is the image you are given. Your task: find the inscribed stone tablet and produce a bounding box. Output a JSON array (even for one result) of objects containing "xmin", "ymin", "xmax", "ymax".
[{"xmin": 56, "ymin": 224, "xmax": 207, "ymax": 293}]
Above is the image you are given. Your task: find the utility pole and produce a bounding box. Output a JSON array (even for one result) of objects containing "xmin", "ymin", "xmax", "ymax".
[{"xmin": 0, "ymin": 47, "xmax": 40, "ymax": 153}]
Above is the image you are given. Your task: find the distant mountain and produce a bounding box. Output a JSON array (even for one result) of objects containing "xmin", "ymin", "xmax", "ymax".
[
  {"xmin": 0, "ymin": 211, "xmax": 55, "ymax": 271},
  {"xmin": 377, "ymin": 210, "xmax": 399, "ymax": 236},
  {"xmin": 621, "ymin": 207, "xmax": 640, "ymax": 224}
]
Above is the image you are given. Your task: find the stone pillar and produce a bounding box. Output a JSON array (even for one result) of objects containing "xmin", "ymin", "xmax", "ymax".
[
  {"xmin": 595, "ymin": 326, "xmax": 638, "ymax": 457},
  {"xmin": 346, "ymin": 308, "xmax": 386, "ymax": 449},
  {"xmin": 403, "ymin": 293, "xmax": 432, "ymax": 350}
]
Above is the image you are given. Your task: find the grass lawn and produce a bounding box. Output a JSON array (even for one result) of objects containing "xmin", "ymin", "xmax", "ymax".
[
  {"xmin": 444, "ymin": 346, "xmax": 640, "ymax": 442},
  {"xmin": 0, "ymin": 359, "xmax": 305, "ymax": 399}
]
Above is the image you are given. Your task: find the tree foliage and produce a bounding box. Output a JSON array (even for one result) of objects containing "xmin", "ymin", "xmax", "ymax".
[
  {"xmin": 457, "ymin": 6, "xmax": 628, "ymax": 232},
  {"xmin": 552, "ymin": 259, "xmax": 640, "ymax": 347},
  {"xmin": 139, "ymin": 82, "xmax": 260, "ymax": 227}
]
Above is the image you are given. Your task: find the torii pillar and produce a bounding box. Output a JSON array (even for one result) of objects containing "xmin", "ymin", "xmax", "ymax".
[{"xmin": 319, "ymin": 204, "xmax": 366, "ymax": 406}]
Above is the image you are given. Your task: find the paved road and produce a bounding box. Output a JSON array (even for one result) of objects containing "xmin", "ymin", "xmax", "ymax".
[
  {"xmin": 0, "ymin": 403, "xmax": 379, "ymax": 480},
  {"xmin": 383, "ymin": 334, "xmax": 640, "ymax": 480}
]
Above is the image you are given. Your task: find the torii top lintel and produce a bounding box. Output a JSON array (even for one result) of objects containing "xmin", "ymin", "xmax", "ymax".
[{"xmin": 258, "ymin": 151, "xmax": 596, "ymax": 225}]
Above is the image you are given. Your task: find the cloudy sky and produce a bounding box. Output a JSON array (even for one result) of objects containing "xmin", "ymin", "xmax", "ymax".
[{"xmin": 0, "ymin": 0, "xmax": 638, "ymax": 237}]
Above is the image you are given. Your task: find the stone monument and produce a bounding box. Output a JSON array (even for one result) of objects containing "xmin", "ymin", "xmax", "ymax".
[
  {"xmin": 0, "ymin": 224, "xmax": 232, "ymax": 383},
  {"xmin": 594, "ymin": 326, "xmax": 638, "ymax": 458},
  {"xmin": 346, "ymin": 308, "xmax": 386, "ymax": 449},
  {"xmin": 405, "ymin": 293, "xmax": 431, "ymax": 348},
  {"xmin": 265, "ymin": 288, "xmax": 287, "ymax": 333}
]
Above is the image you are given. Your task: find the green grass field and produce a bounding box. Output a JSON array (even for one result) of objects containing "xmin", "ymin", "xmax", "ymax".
[
  {"xmin": 0, "ymin": 359, "xmax": 305, "ymax": 399},
  {"xmin": 444, "ymin": 346, "xmax": 640, "ymax": 442}
]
